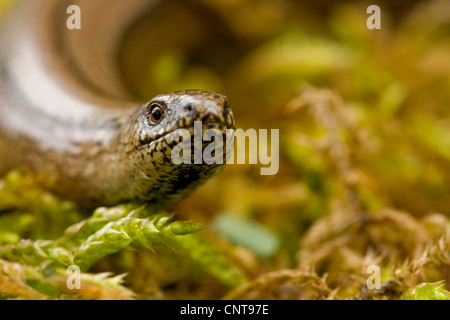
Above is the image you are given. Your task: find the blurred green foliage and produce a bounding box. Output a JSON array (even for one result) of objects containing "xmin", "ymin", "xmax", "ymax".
[
  {"xmin": 1, "ymin": 0, "xmax": 450, "ymax": 299},
  {"xmin": 401, "ymin": 281, "xmax": 450, "ymax": 300}
]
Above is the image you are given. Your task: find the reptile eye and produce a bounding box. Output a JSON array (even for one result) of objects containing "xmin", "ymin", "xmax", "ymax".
[{"xmin": 149, "ymin": 104, "xmax": 164, "ymax": 124}]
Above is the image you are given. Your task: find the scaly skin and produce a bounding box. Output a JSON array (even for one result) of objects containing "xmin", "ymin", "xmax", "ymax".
[{"xmin": 0, "ymin": 0, "xmax": 235, "ymax": 207}]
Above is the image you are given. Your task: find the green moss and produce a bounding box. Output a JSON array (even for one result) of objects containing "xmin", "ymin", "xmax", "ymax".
[{"xmin": 401, "ymin": 282, "xmax": 450, "ymax": 300}]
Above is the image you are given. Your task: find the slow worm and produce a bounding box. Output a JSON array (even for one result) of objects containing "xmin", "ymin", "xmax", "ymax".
[{"xmin": 0, "ymin": 0, "xmax": 235, "ymax": 207}]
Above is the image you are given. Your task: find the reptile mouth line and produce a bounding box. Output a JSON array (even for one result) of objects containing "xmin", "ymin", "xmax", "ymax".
[
  {"xmin": 139, "ymin": 109, "xmax": 234, "ymax": 150},
  {"xmin": 139, "ymin": 122, "xmax": 231, "ymax": 153}
]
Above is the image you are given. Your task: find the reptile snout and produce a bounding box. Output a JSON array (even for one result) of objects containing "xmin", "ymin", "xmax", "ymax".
[{"xmin": 181, "ymin": 95, "xmax": 235, "ymax": 130}]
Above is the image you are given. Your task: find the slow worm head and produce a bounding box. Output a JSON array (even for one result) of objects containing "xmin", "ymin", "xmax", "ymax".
[{"xmin": 0, "ymin": 0, "xmax": 235, "ymax": 207}]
